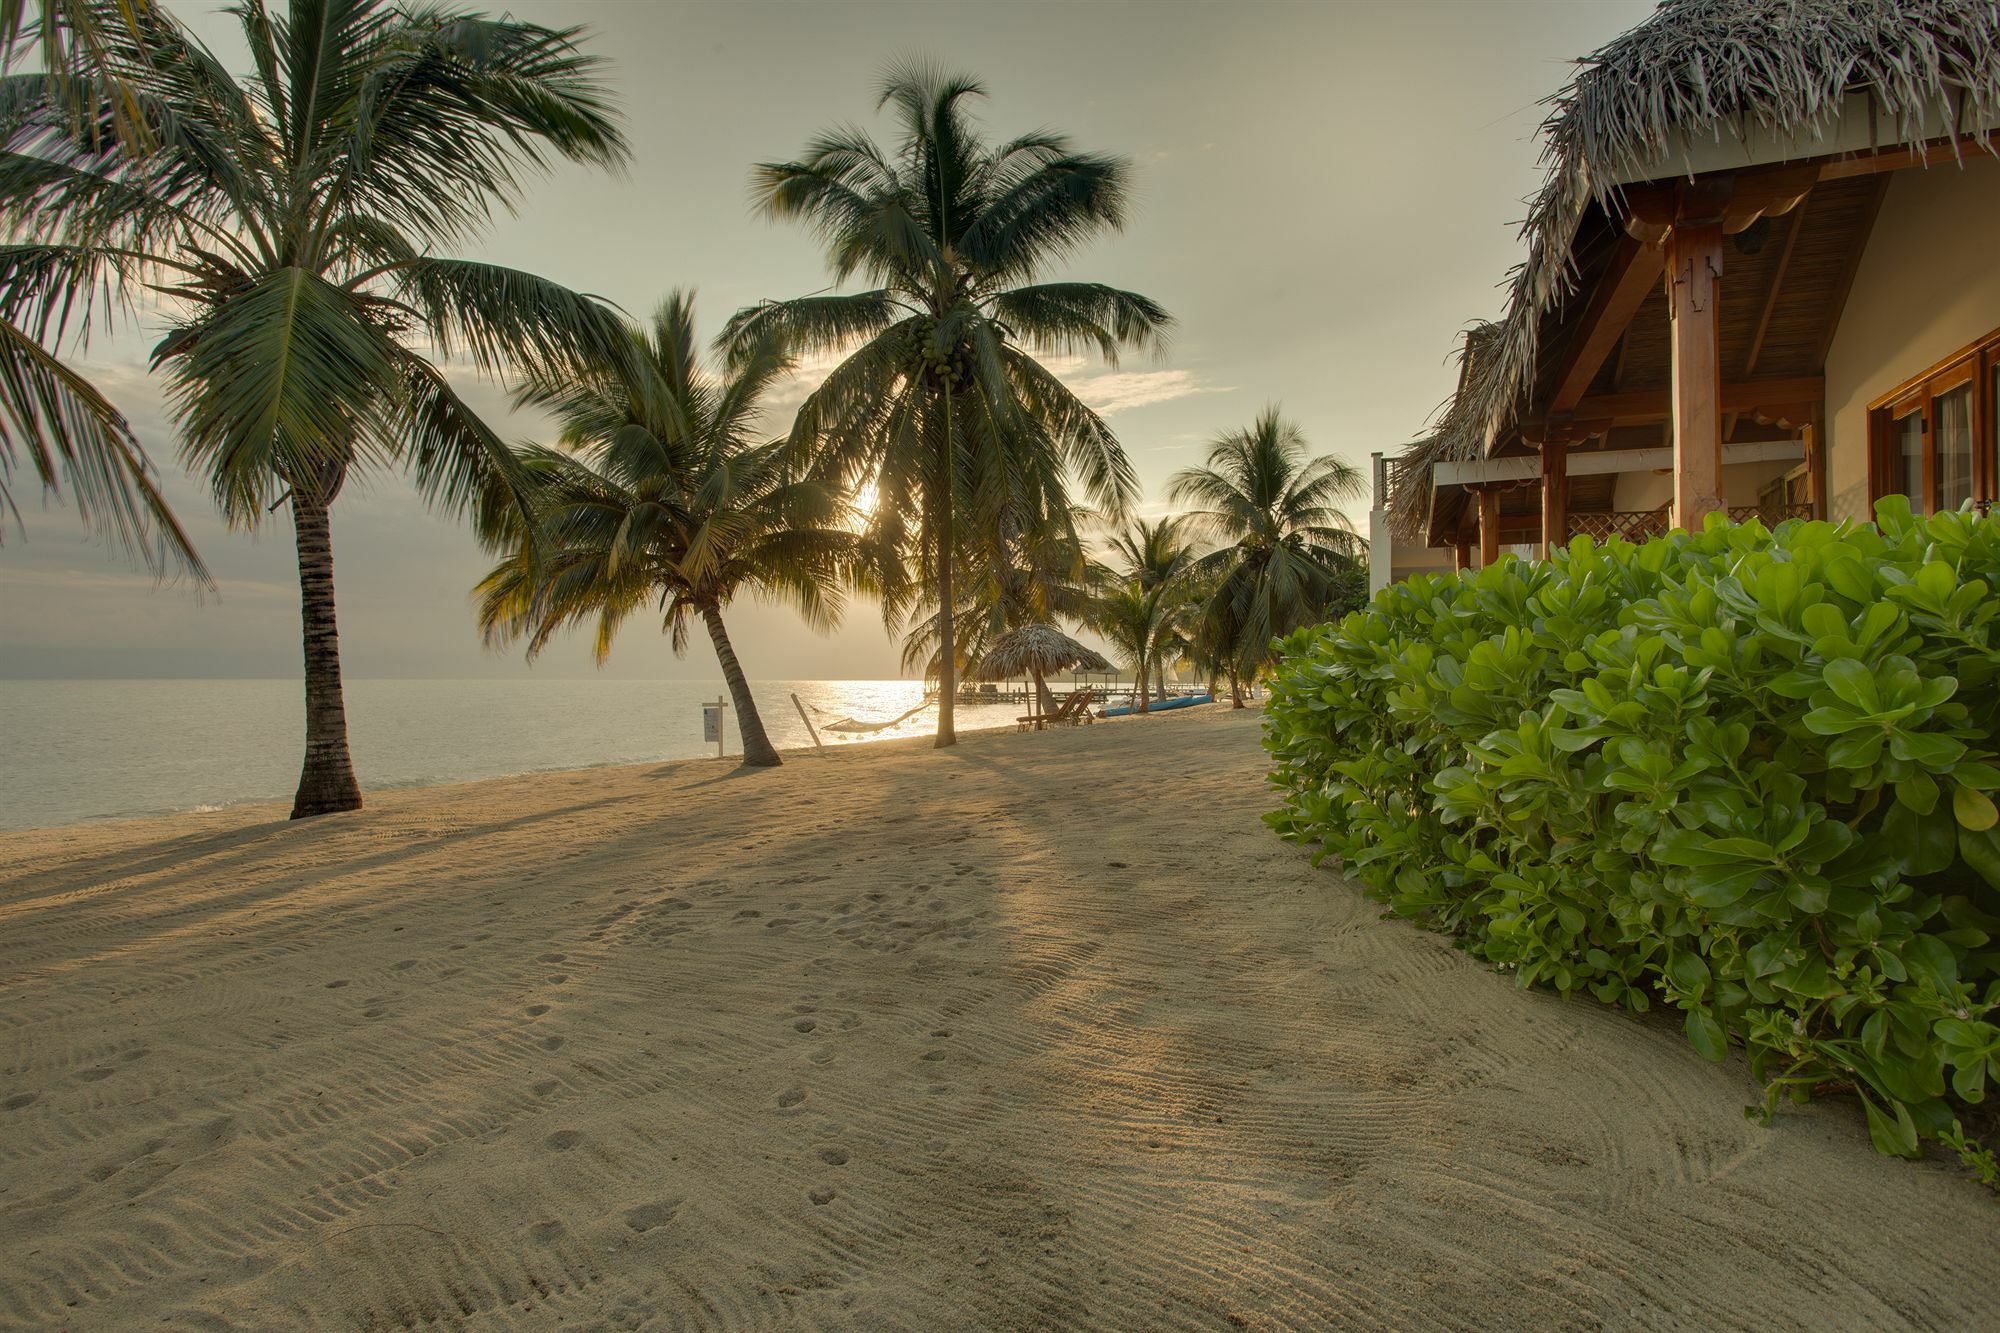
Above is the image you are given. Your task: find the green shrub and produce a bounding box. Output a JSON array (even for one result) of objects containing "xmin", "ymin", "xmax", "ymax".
[{"xmin": 1264, "ymin": 498, "xmax": 2000, "ymax": 1171}]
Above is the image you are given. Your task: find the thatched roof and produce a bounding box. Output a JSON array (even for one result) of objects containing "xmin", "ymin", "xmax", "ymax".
[
  {"xmin": 1387, "ymin": 323, "xmax": 1503, "ymax": 541},
  {"xmin": 1388, "ymin": 0, "xmax": 2000, "ymax": 533},
  {"xmin": 974, "ymin": 624, "xmax": 1112, "ymax": 680}
]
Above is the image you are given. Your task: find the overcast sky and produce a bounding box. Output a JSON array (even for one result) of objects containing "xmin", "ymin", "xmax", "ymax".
[{"xmin": 0, "ymin": 0, "xmax": 1650, "ymax": 680}]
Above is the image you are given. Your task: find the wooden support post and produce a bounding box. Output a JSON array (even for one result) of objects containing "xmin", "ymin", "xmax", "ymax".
[
  {"xmin": 1476, "ymin": 488, "xmax": 1501, "ymax": 567},
  {"xmin": 1540, "ymin": 441, "xmax": 1568, "ymax": 558},
  {"xmin": 1667, "ymin": 222, "xmax": 1725, "ymax": 530},
  {"xmin": 1454, "ymin": 536, "xmax": 1472, "ymax": 572},
  {"xmin": 790, "ymin": 692, "xmax": 825, "ymax": 751}
]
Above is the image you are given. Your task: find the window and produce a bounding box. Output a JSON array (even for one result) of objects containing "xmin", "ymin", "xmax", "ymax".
[{"xmin": 1870, "ymin": 327, "xmax": 2000, "ymax": 515}]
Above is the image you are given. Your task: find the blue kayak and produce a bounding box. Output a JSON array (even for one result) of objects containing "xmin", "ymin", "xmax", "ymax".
[{"xmin": 1099, "ymin": 693, "xmax": 1214, "ymax": 719}]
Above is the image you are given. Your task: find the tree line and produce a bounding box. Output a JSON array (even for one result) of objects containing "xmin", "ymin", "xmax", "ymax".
[{"xmin": 0, "ymin": 1, "xmax": 1365, "ymax": 815}]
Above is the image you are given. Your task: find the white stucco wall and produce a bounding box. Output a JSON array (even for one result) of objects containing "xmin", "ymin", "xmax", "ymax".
[
  {"xmin": 1824, "ymin": 156, "xmax": 2000, "ymax": 521},
  {"xmin": 1608, "ymin": 459, "xmax": 1791, "ymax": 513}
]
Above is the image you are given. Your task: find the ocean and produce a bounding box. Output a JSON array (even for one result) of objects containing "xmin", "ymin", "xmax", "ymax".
[{"xmin": 0, "ymin": 678, "xmax": 1036, "ymax": 832}]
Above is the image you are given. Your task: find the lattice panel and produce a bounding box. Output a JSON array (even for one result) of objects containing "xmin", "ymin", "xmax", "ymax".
[{"xmin": 1567, "ymin": 510, "xmax": 1670, "ymax": 543}]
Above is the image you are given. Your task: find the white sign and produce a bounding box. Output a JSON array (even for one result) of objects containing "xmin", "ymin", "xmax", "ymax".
[{"xmin": 702, "ymin": 704, "xmax": 722, "ymax": 743}]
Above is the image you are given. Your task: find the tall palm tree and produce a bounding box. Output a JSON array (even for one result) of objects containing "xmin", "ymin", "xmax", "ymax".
[
  {"xmin": 475, "ymin": 293, "xmax": 856, "ymax": 769},
  {"xmin": 0, "ymin": 0, "xmax": 201, "ymax": 577},
  {"xmin": 722, "ymin": 61, "xmax": 1171, "ymax": 748},
  {"xmin": 898, "ymin": 510, "xmax": 1094, "ymax": 714},
  {"xmin": 0, "ymin": 0, "xmax": 630, "ymax": 815},
  {"xmin": 1169, "ymin": 407, "xmax": 1364, "ymax": 706}
]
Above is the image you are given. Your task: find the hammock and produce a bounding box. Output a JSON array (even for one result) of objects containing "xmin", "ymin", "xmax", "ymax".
[{"xmin": 809, "ymin": 700, "xmax": 933, "ymax": 734}]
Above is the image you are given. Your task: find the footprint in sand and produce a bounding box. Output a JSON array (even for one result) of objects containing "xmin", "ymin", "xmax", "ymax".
[
  {"xmin": 532, "ymin": 1079, "xmax": 560, "ymax": 1097},
  {"xmin": 817, "ymin": 1147, "xmax": 848, "ymax": 1166},
  {"xmin": 528, "ymin": 1220, "xmax": 565, "ymax": 1244},
  {"xmin": 777, "ymin": 1087, "xmax": 807, "ymax": 1109},
  {"xmin": 526, "ymin": 1004, "xmax": 552, "ymax": 1017},
  {"xmin": 544, "ymin": 1129, "xmax": 582, "ymax": 1150},
  {"xmin": 77, "ymin": 1066, "xmax": 115, "ymax": 1082},
  {"xmin": 538, "ymin": 952, "xmax": 566, "ymax": 963},
  {"xmin": 391, "ymin": 959, "xmax": 418, "ymax": 971},
  {"xmin": 624, "ymin": 1200, "xmax": 681, "ymax": 1232},
  {"xmin": 4, "ymin": 1092, "xmax": 37, "ymax": 1110},
  {"xmin": 809, "ymin": 1187, "xmax": 836, "ymax": 1206},
  {"xmin": 325, "ymin": 979, "xmax": 350, "ymax": 989},
  {"xmin": 540, "ymin": 1036, "xmax": 565, "ymax": 1052},
  {"xmin": 793, "ymin": 1019, "xmax": 817, "ymax": 1033}
]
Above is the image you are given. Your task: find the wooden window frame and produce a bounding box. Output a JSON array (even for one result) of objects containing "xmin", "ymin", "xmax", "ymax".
[{"xmin": 1869, "ymin": 326, "xmax": 2000, "ymax": 514}]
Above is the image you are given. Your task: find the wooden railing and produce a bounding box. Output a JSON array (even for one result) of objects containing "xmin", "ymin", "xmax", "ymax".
[
  {"xmin": 1567, "ymin": 502, "xmax": 1813, "ymax": 543},
  {"xmin": 1567, "ymin": 510, "xmax": 1669, "ymax": 542},
  {"xmin": 1727, "ymin": 502, "xmax": 1815, "ymax": 526}
]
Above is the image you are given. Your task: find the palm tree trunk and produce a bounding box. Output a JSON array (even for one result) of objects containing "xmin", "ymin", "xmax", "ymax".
[
  {"xmin": 1136, "ymin": 658, "xmax": 1151, "ymax": 714},
  {"xmin": 701, "ymin": 603, "xmax": 780, "ymax": 767},
  {"xmin": 933, "ymin": 400, "xmax": 958, "ymax": 749},
  {"xmin": 289, "ymin": 492, "xmax": 362, "ymax": 819},
  {"xmin": 1229, "ymin": 666, "xmax": 1244, "ymax": 709}
]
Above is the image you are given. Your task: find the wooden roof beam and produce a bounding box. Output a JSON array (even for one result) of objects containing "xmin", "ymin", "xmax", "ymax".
[
  {"xmin": 1571, "ymin": 375, "xmax": 1824, "ymax": 424},
  {"xmin": 1817, "ymin": 132, "xmax": 2000, "ymax": 181},
  {"xmin": 1814, "ymin": 174, "xmax": 1892, "ymax": 368},
  {"xmin": 1546, "ymin": 237, "xmax": 1666, "ymax": 415}
]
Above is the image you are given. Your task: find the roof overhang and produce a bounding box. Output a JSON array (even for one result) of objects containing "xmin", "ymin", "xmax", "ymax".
[
  {"xmin": 1609, "ymin": 91, "xmax": 2000, "ymax": 187},
  {"xmin": 1434, "ymin": 438, "xmax": 1802, "ymax": 489}
]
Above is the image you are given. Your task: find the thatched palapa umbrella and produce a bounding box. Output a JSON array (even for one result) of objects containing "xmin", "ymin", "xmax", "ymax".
[{"xmin": 975, "ymin": 624, "xmax": 1112, "ymax": 717}]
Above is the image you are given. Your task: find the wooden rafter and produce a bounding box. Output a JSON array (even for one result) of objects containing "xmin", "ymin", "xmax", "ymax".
[
  {"xmin": 1547, "ymin": 238, "xmax": 1667, "ymax": 415},
  {"xmin": 1573, "ymin": 375, "xmax": 1824, "ymax": 424},
  {"xmin": 1814, "ymin": 173, "xmax": 1891, "ymax": 368}
]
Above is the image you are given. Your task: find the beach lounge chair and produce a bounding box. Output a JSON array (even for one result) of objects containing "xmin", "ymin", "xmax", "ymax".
[{"xmin": 1017, "ymin": 689, "xmax": 1094, "ymax": 732}]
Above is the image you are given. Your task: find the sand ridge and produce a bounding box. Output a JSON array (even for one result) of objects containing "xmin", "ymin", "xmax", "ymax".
[{"xmin": 1, "ymin": 706, "xmax": 1994, "ymax": 1329}]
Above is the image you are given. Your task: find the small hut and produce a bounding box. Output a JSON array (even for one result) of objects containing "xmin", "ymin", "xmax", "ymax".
[{"xmin": 975, "ymin": 624, "xmax": 1112, "ymax": 719}]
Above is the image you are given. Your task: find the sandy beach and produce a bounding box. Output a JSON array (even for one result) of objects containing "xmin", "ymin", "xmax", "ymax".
[{"xmin": 2, "ymin": 705, "xmax": 1994, "ymax": 1330}]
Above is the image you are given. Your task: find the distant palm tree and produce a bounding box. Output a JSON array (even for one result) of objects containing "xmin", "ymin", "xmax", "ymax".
[
  {"xmin": 0, "ymin": 0, "xmax": 200, "ymax": 577},
  {"xmin": 476, "ymin": 294, "xmax": 856, "ymax": 769},
  {"xmin": 1169, "ymin": 407, "xmax": 1363, "ymax": 706},
  {"xmin": 1091, "ymin": 576, "xmax": 1179, "ymax": 715},
  {"xmin": 899, "ymin": 512, "xmax": 1094, "ymax": 714},
  {"xmin": 722, "ymin": 61, "xmax": 1171, "ymax": 748},
  {"xmin": 1104, "ymin": 514, "xmax": 1195, "ymax": 699},
  {"xmin": 0, "ymin": 1, "xmax": 630, "ymax": 815}
]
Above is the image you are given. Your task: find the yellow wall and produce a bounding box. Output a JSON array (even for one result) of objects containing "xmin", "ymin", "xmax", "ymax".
[{"xmin": 1824, "ymin": 156, "xmax": 2000, "ymax": 520}]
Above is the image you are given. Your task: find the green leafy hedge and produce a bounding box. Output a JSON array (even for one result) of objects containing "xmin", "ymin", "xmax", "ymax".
[{"xmin": 1264, "ymin": 499, "xmax": 2000, "ymax": 1172}]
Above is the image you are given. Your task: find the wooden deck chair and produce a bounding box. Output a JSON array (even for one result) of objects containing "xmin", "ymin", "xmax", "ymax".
[{"xmin": 1017, "ymin": 689, "xmax": 1089, "ymax": 732}]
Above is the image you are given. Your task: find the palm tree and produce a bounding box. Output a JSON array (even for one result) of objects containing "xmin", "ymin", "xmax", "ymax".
[
  {"xmin": 0, "ymin": 0, "xmax": 201, "ymax": 578},
  {"xmin": 722, "ymin": 61, "xmax": 1171, "ymax": 749},
  {"xmin": 898, "ymin": 510, "xmax": 1095, "ymax": 714},
  {"xmin": 1091, "ymin": 576, "xmax": 1178, "ymax": 715},
  {"xmin": 1169, "ymin": 407, "xmax": 1364, "ymax": 707},
  {"xmin": 1104, "ymin": 514, "xmax": 1194, "ymax": 700},
  {"xmin": 0, "ymin": 1, "xmax": 630, "ymax": 815},
  {"xmin": 475, "ymin": 293, "xmax": 856, "ymax": 769}
]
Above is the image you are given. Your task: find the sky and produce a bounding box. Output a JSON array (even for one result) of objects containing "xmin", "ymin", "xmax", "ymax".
[{"xmin": 0, "ymin": 0, "xmax": 1653, "ymax": 681}]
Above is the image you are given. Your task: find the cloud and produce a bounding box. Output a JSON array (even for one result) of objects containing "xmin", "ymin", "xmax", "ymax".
[{"xmin": 1065, "ymin": 368, "xmax": 1226, "ymax": 416}]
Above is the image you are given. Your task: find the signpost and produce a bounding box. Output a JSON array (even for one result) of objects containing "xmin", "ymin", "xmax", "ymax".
[{"xmin": 702, "ymin": 696, "xmax": 727, "ymax": 758}]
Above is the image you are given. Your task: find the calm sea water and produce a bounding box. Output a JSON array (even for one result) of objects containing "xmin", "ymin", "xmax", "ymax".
[{"xmin": 0, "ymin": 678, "xmax": 1032, "ymax": 832}]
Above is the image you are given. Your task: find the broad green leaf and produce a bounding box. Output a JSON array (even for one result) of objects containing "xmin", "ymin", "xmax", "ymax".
[
  {"xmin": 1953, "ymin": 785, "xmax": 1999, "ymax": 832},
  {"xmin": 1684, "ymin": 1008, "xmax": 1729, "ymax": 1062}
]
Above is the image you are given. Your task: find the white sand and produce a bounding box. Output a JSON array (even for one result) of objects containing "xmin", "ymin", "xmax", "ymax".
[{"xmin": 1, "ymin": 705, "xmax": 1993, "ymax": 1330}]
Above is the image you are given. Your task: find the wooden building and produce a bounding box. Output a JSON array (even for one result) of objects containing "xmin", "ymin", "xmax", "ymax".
[{"xmin": 1381, "ymin": 0, "xmax": 2000, "ymax": 571}]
